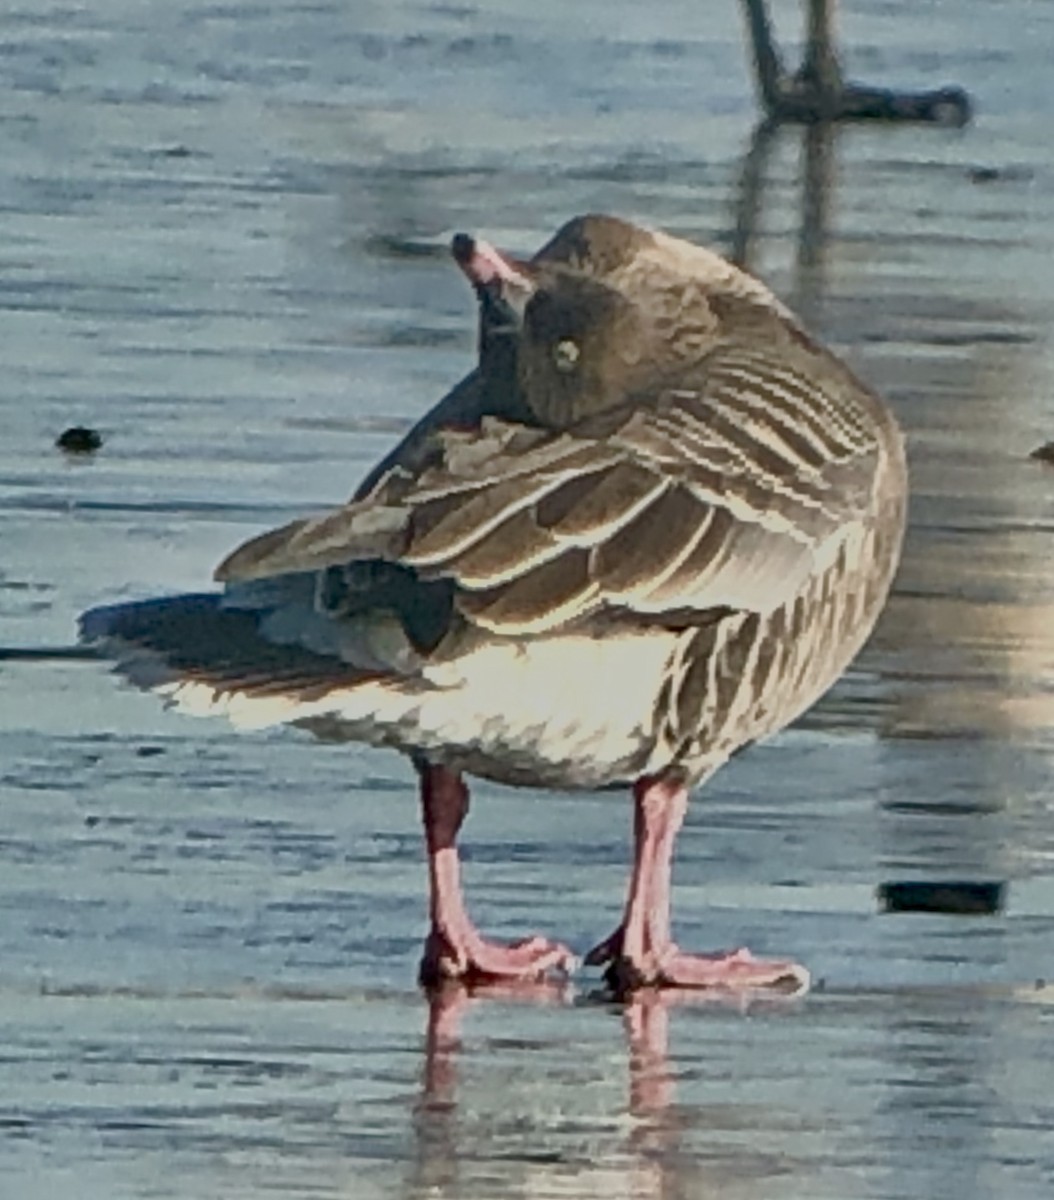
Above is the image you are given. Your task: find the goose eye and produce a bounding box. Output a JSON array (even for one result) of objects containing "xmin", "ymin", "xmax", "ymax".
[{"xmin": 552, "ymin": 338, "xmax": 580, "ymax": 373}]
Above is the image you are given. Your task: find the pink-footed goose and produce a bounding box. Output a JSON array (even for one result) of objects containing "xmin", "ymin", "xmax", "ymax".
[{"xmin": 81, "ymin": 215, "xmax": 907, "ymax": 995}]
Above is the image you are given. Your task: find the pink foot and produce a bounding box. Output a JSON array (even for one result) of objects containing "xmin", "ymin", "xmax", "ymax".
[
  {"xmin": 417, "ymin": 764, "xmax": 576, "ymax": 988},
  {"xmin": 587, "ymin": 928, "xmax": 807, "ymax": 994},
  {"xmin": 594, "ymin": 776, "xmax": 810, "ymax": 997},
  {"xmin": 656, "ymin": 946, "xmax": 809, "ymax": 993},
  {"xmin": 598, "ymin": 938, "xmax": 808, "ymax": 996},
  {"xmin": 419, "ymin": 927, "xmax": 576, "ymax": 988}
]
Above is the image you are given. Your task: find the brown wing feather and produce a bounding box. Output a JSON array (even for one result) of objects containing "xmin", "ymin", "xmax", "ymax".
[{"xmin": 216, "ymin": 341, "xmax": 886, "ymax": 643}]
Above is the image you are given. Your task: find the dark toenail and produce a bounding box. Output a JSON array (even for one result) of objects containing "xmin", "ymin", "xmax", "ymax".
[{"xmin": 605, "ymin": 957, "xmax": 649, "ymax": 998}]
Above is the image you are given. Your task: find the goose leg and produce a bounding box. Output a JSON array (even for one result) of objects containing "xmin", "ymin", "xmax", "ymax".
[
  {"xmin": 587, "ymin": 775, "xmax": 810, "ymax": 994},
  {"xmin": 584, "ymin": 775, "xmax": 674, "ymax": 978},
  {"xmin": 417, "ymin": 763, "xmax": 575, "ymax": 986}
]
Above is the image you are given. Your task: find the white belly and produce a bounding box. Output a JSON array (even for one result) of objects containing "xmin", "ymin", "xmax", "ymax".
[{"xmin": 163, "ymin": 629, "xmax": 680, "ymax": 789}]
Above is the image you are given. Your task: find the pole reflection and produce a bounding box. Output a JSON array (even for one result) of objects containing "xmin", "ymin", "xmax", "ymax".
[{"xmin": 726, "ymin": 113, "xmax": 1054, "ymax": 881}]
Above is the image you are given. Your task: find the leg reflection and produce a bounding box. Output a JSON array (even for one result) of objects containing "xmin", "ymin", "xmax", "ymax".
[
  {"xmin": 410, "ymin": 983, "xmax": 804, "ymax": 1200},
  {"xmin": 624, "ymin": 990, "xmax": 676, "ymax": 1118}
]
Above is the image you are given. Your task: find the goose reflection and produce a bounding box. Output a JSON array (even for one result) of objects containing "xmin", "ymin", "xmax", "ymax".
[{"xmin": 404, "ymin": 982, "xmax": 809, "ymax": 1200}]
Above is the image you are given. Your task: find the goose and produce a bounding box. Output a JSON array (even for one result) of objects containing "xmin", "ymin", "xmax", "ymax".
[{"xmin": 81, "ymin": 215, "xmax": 907, "ymax": 994}]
